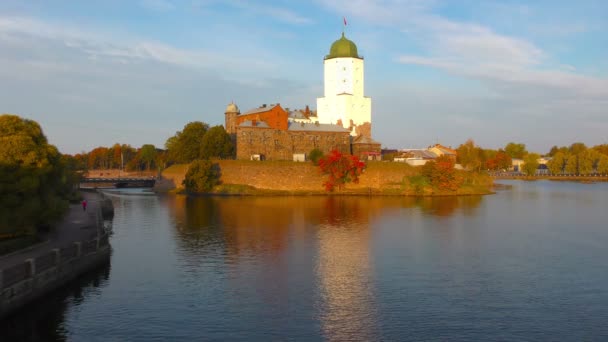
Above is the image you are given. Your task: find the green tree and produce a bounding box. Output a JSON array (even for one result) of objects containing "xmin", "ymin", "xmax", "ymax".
[
  {"xmin": 547, "ymin": 152, "xmax": 566, "ymax": 175},
  {"xmin": 522, "ymin": 153, "xmax": 540, "ymax": 176},
  {"xmin": 505, "ymin": 142, "xmax": 527, "ymax": 159},
  {"xmin": 139, "ymin": 144, "xmax": 157, "ymax": 170},
  {"xmin": 308, "ymin": 148, "xmax": 324, "ymax": 165},
  {"xmin": 200, "ymin": 125, "xmax": 234, "ymax": 159},
  {"xmin": 0, "ymin": 114, "xmax": 72, "ymax": 237},
  {"xmin": 165, "ymin": 121, "xmax": 209, "ymax": 163},
  {"xmin": 456, "ymin": 139, "xmax": 482, "ymax": 171},
  {"xmin": 183, "ymin": 160, "xmax": 220, "ymax": 193}
]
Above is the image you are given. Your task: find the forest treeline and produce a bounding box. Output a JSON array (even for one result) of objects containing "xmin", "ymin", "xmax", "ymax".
[
  {"xmin": 451, "ymin": 140, "xmax": 608, "ymax": 175},
  {"xmin": 70, "ymin": 122, "xmax": 234, "ymax": 171}
]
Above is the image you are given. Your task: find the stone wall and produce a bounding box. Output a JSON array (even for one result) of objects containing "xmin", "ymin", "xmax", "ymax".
[
  {"xmin": 236, "ymin": 127, "xmax": 351, "ymax": 161},
  {"xmin": 161, "ymin": 160, "xmax": 418, "ymax": 193},
  {"xmin": 0, "ymin": 233, "xmax": 111, "ymax": 318},
  {"xmin": 216, "ymin": 160, "xmax": 415, "ymax": 191}
]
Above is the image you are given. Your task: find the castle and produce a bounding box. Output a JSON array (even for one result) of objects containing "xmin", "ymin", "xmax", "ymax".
[{"xmin": 225, "ymin": 31, "xmax": 380, "ymax": 161}]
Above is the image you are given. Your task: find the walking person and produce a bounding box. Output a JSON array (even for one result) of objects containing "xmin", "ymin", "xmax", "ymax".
[{"xmin": 82, "ymin": 199, "xmax": 87, "ymax": 211}]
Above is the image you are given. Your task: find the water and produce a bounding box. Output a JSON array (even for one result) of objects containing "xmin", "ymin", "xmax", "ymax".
[{"xmin": 2, "ymin": 180, "xmax": 608, "ymax": 341}]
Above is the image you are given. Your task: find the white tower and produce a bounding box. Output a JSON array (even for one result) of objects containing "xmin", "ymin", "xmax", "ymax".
[{"xmin": 317, "ymin": 33, "xmax": 372, "ymax": 138}]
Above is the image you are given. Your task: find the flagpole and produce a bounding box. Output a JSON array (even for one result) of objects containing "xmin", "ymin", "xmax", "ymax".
[{"xmin": 343, "ymin": 16, "xmax": 347, "ymax": 35}]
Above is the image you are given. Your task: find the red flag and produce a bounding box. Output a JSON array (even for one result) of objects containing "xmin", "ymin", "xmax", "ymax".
[{"xmin": 343, "ymin": 17, "xmax": 347, "ymax": 26}]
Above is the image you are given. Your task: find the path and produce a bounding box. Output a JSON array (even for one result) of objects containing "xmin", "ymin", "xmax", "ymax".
[{"xmin": 0, "ymin": 192, "xmax": 102, "ymax": 268}]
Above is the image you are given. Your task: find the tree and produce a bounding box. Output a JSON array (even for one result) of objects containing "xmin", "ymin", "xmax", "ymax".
[
  {"xmin": 569, "ymin": 142, "xmax": 587, "ymax": 155},
  {"xmin": 522, "ymin": 153, "xmax": 540, "ymax": 176},
  {"xmin": 421, "ymin": 155, "xmax": 462, "ymax": 191},
  {"xmin": 165, "ymin": 121, "xmax": 209, "ymax": 163},
  {"xmin": 593, "ymin": 144, "xmax": 608, "ymax": 157},
  {"xmin": 548, "ymin": 145, "xmax": 568, "ymax": 157},
  {"xmin": 0, "ymin": 114, "xmax": 73, "ymax": 236},
  {"xmin": 597, "ymin": 155, "xmax": 608, "ymax": 174},
  {"xmin": 308, "ymin": 148, "xmax": 324, "ymax": 165},
  {"xmin": 579, "ymin": 149, "xmax": 597, "ymax": 175},
  {"xmin": 200, "ymin": 125, "xmax": 234, "ymax": 160},
  {"xmin": 139, "ymin": 144, "xmax": 157, "ymax": 170},
  {"xmin": 485, "ymin": 149, "xmax": 511, "ymax": 171},
  {"xmin": 318, "ymin": 150, "xmax": 365, "ymax": 192},
  {"xmin": 183, "ymin": 160, "xmax": 220, "ymax": 193},
  {"xmin": 565, "ymin": 154, "xmax": 578, "ymax": 174},
  {"xmin": 547, "ymin": 152, "xmax": 566, "ymax": 175},
  {"xmin": 505, "ymin": 142, "xmax": 527, "ymax": 159},
  {"xmin": 456, "ymin": 139, "xmax": 482, "ymax": 171}
]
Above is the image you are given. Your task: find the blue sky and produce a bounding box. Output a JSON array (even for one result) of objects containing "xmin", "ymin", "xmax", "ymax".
[{"xmin": 1, "ymin": 0, "xmax": 606, "ymax": 154}]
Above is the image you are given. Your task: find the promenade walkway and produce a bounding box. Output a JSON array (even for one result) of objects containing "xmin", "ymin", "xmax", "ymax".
[{"xmin": 0, "ymin": 192, "xmax": 102, "ymax": 268}]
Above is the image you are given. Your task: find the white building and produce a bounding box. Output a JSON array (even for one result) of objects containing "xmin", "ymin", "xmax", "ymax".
[{"xmin": 316, "ymin": 32, "xmax": 372, "ymax": 138}]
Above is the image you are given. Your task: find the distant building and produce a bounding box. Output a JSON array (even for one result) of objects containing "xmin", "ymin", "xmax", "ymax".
[{"xmin": 427, "ymin": 144, "xmax": 457, "ymax": 162}]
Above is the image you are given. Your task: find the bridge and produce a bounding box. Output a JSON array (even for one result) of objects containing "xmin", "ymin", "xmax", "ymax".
[{"xmin": 80, "ymin": 177, "xmax": 156, "ymax": 188}]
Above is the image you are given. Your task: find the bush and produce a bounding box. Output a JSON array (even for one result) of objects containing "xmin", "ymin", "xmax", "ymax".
[
  {"xmin": 420, "ymin": 155, "xmax": 463, "ymax": 191},
  {"xmin": 183, "ymin": 160, "xmax": 220, "ymax": 193},
  {"xmin": 308, "ymin": 148, "xmax": 324, "ymax": 165},
  {"xmin": 318, "ymin": 150, "xmax": 365, "ymax": 192}
]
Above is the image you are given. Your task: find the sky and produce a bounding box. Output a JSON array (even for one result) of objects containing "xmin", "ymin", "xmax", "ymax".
[{"xmin": 1, "ymin": 0, "xmax": 606, "ymax": 154}]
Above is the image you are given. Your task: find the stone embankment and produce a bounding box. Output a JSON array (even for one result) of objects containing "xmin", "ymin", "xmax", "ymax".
[
  {"xmin": 157, "ymin": 160, "xmax": 493, "ymax": 195},
  {"xmin": 0, "ymin": 192, "xmax": 112, "ymax": 319}
]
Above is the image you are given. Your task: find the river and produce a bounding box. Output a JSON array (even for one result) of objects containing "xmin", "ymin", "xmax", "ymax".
[{"xmin": 2, "ymin": 180, "xmax": 608, "ymax": 341}]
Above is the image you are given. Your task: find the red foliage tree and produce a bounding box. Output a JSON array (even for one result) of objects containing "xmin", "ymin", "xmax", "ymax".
[
  {"xmin": 318, "ymin": 150, "xmax": 365, "ymax": 192},
  {"xmin": 421, "ymin": 155, "xmax": 462, "ymax": 191}
]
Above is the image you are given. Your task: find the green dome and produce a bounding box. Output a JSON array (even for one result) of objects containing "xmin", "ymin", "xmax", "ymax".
[{"xmin": 326, "ymin": 33, "xmax": 360, "ymax": 59}]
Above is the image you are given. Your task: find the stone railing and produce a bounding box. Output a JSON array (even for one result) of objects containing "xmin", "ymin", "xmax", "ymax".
[{"xmin": 0, "ymin": 232, "xmax": 111, "ymax": 293}]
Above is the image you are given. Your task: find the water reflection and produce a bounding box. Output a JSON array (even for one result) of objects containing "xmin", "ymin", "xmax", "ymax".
[
  {"xmin": 0, "ymin": 261, "xmax": 111, "ymax": 342},
  {"xmin": 315, "ymin": 198, "xmax": 379, "ymax": 341},
  {"xmin": 162, "ymin": 195, "xmax": 483, "ymax": 340}
]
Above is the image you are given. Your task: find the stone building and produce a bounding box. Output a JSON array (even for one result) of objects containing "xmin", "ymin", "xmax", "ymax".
[
  {"xmin": 228, "ymin": 102, "xmax": 350, "ymax": 160},
  {"xmin": 224, "ymin": 29, "xmax": 381, "ymax": 161}
]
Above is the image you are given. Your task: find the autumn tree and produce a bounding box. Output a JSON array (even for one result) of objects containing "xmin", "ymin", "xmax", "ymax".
[
  {"xmin": 420, "ymin": 155, "xmax": 462, "ymax": 191},
  {"xmin": 485, "ymin": 150, "xmax": 512, "ymax": 171},
  {"xmin": 200, "ymin": 125, "xmax": 234, "ymax": 160},
  {"xmin": 547, "ymin": 152, "xmax": 566, "ymax": 175},
  {"xmin": 597, "ymin": 155, "xmax": 608, "ymax": 174},
  {"xmin": 578, "ymin": 149, "xmax": 597, "ymax": 175},
  {"xmin": 318, "ymin": 150, "xmax": 365, "ymax": 192},
  {"xmin": 592, "ymin": 144, "xmax": 608, "ymax": 157},
  {"xmin": 521, "ymin": 153, "xmax": 540, "ymax": 176}
]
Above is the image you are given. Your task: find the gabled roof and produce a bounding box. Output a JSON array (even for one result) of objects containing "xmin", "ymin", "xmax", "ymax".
[
  {"xmin": 430, "ymin": 144, "xmax": 457, "ymax": 155},
  {"xmin": 238, "ymin": 120, "xmax": 270, "ymax": 128},
  {"xmin": 352, "ymin": 135, "xmax": 380, "ymax": 145},
  {"xmin": 241, "ymin": 104, "xmax": 281, "ymax": 116},
  {"xmin": 287, "ymin": 122, "xmax": 349, "ymax": 132}
]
